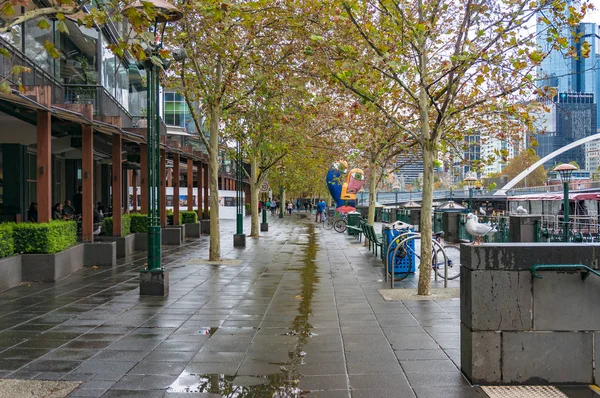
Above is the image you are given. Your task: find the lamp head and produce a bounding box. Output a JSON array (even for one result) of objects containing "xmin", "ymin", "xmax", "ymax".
[{"xmin": 553, "ymin": 163, "xmax": 578, "ymax": 184}]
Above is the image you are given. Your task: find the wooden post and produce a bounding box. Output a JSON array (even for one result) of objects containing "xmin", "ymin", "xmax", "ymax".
[
  {"xmin": 36, "ymin": 110, "xmax": 52, "ymax": 223},
  {"xmin": 132, "ymin": 169, "xmax": 138, "ymax": 212},
  {"xmin": 187, "ymin": 158, "xmax": 193, "ymax": 211},
  {"xmin": 140, "ymin": 144, "xmax": 148, "ymax": 213},
  {"xmin": 203, "ymin": 163, "xmax": 209, "ymax": 219},
  {"xmin": 160, "ymin": 149, "xmax": 166, "ymax": 227},
  {"xmin": 81, "ymin": 105, "xmax": 94, "ymax": 242},
  {"xmin": 197, "ymin": 162, "xmax": 202, "ymax": 217},
  {"xmin": 173, "ymin": 153, "xmax": 180, "ymax": 225},
  {"xmin": 112, "ymin": 133, "xmax": 122, "ymax": 237},
  {"xmin": 167, "ymin": 168, "xmax": 172, "ymax": 187}
]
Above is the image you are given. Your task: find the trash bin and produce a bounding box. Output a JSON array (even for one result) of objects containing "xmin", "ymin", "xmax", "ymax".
[
  {"xmin": 382, "ymin": 225, "xmax": 416, "ymax": 275},
  {"xmin": 347, "ymin": 211, "xmax": 361, "ymax": 236}
]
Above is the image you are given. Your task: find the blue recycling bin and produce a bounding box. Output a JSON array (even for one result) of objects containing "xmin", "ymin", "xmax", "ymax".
[{"xmin": 382, "ymin": 226, "xmax": 416, "ymax": 275}]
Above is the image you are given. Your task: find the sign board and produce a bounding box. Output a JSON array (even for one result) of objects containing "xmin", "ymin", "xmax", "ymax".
[{"xmin": 260, "ymin": 181, "xmax": 270, "ymax": 192}]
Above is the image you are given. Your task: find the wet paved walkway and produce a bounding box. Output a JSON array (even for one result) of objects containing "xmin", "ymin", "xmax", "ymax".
[{"xmin": 0, "ymin": 215, "xmax": 474, "ymax": 397}]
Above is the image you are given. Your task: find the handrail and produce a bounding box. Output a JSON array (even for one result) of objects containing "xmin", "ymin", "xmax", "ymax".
[
  {"xmin": 531, "ymin": 264, "xmax": 600, "ymax": 281},
  {"xmin": 64, "ymin": 84, "xmax": 132, "ymax": 119},
  {"xmin": 0, "ymin": 36, "xmax": 63, "ymax": 88}
]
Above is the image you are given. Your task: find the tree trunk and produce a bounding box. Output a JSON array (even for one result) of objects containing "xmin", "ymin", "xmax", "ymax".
[
  {"xmin": 250, "ymin": 156, "xmax": 259, "ymax": 237},
  {"xmin": 418, "ymin": 144, "xmax": 435, "ymax": 296},
  {"xmin": 367, "ymin": 162, "xmax": 377, "ymax": 225},
  {"xmin": 208, "ymin": 105, "xmax": 221, "ymax": 261}
]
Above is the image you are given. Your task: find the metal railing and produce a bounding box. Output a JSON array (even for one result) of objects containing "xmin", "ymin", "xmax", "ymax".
[
  {"xmin": 0, "ymin": 36, "xmax": 64, "ymax": 104},
  {"xmin": 535, "ymin": 215, "xmax": 600, "ymax": 242},
  {"xmin": 64, "ymin": 84, "xmax": 132, "ymax": 128}
]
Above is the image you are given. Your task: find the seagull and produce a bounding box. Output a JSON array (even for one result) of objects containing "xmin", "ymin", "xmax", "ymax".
[
  {"xmin": 93, "ymin": 225, "xmax": 102, "ymax": 236},
  {"xmin": 479, "ymin": 207, "xmax": 486, "ymax": 216},
  {"xmin": 391, "ymin": 220, "xmax": 413, "ymax": 231},
  {"xmin": 516, "ymin": 206, "xmax": 528, "ymax": 215},
  {"xmin": 465, "ymin": 213, "xmax": 497, "ymax": 245}
]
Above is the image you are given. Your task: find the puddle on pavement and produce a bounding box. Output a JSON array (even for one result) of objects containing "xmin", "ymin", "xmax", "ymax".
[
  {"xmin": 168, "ymin": 373, "xmax": 303, "ymax": 395},
  {"xmin": 198, "ymin": 327, "xmax": 219, "ymax": 336},
  {"xmin": 169, "ymin": 224, "xmax": 320, "ymax": 397}
]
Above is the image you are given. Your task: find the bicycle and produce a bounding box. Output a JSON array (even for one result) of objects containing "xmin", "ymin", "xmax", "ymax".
[
  {"xmin": 386, "ymin": 232, "xmax": 461, "ymax": 288},
  {"xmin": 323, "ymin": 210, "xmax": 348, "ymax": 233}
]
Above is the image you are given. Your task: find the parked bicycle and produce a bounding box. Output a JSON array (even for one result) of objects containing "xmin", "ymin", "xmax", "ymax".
[
  {"xmin": 323, "ymin": 209, "xmax": 348, "ymax": 233},
  {"xmin": 386, "ymin": 231, "xmax": 461, "ymax": 287}
]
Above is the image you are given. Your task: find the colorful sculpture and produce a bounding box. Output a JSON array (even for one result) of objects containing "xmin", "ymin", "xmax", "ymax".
[{"xmin": 326, "ymin": 161, "xmax": 364, "ymax": 213}]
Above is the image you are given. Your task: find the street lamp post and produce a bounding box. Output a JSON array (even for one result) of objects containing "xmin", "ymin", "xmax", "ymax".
[
  {"xmin": 464, "ymin": 176, "xmax": 477, "ymax": 211},
  {"xmin": 278, "ymin": 165, "xmax": 285, "ymax": 219},
  {"xmin": 234, "ymin": 141, "xmax": 246, "ymax": 247},
  {"xmin": 126, "ymin": 0, "xmax": 183, "ymax": 296},
  {"xmin": 553, "ymin": 164, "xmax": 577, "ymax": 242}
]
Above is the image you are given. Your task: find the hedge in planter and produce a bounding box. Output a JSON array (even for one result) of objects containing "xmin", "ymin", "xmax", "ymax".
[
  {"xmin": 181, "ymin": 211, "xmax": 198, "ymax": 224},
  {"xmin": 13, "ymin": 221, "xmax": 77, "ymax": 254},
  {"xmin": 129, "ymin": 213, "xmax": 148, "ymax": 233},
  {"xmin": 103, "ymin": 215, "xmax": 131, "ymax": 237},
  {"xmin": 167, "ymin": 213, "xmax": 183, "ymax": 225},
  {"xmin": 0, "ymin": 223, "xmax": 14, "ymax": 258}
]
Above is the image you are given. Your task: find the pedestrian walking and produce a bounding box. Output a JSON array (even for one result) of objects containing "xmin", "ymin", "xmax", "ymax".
[
  {"xmin": 287, "ymin": 201, "xmax": 293, "ymax": 215},
  {"xmin": 296, "ymin": 199, "xmax": 301, "ymax": 213},
  {"xmin": 315, "ymin": 199, "xmax": 326, "ymax": 222},
  {"xmin": 271, "ymin": 199, "xmax": 277, "ymax": 215},
  {"xmin": 266, "ymin": 199, "xmax": 271, "ymax": 215}
]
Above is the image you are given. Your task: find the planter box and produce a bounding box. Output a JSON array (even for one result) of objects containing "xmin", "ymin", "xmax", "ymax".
[
  {"xmin": 185, "ymin": 223, "xmax": 200, "ymax": 238},
  {"xmin": 21, "ymin": 244, "xmax": 84, "ymax": 283},
  {"xmin": 0, "ymin": 255, "xmax": 22, "ymax": 291},
  {"xmin": 201, "ymin": 219, "xmax": 210, "ymax": 234},
  {"xmin": 95, "ymin": 234, "xmax": 135, "ymax": 259},
  {"xmin": 135, "ymin": 232, "xmax": 148, "ymax": 252},
  {"xmin": 163, "ymin": 227, "xmax": 183, "ymax": 246},
  {"xmin": 84, "ymin": 242, "xmax": 116, "ymax": 267}
]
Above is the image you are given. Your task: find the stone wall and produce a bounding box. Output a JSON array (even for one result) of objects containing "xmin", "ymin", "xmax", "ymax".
[{"xmin": 460, "ymin": 243, "xmax": 600, "ymax": 385}]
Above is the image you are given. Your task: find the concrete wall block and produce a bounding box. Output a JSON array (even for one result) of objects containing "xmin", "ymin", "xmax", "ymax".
[
  {"xmin": 461, "ymin": 323, "xmax": 501, "ymax": 384},
  {"xmin": 135, "ymin": 233, "xmax": 147, "ymax": 252},
  {"xmin": 509, "ymin": 216, "xmax": 541, "ymax": 243},
  {"xmin": 502, "ymin": 331, "xmax": 594, "ymax": 384},
  {"xmin": 461, "ymin": 244, "xmax": 597, "ymax": 271},
  {"xmin": 84, "ymin": 242, "xmax": 116, "ymax": 267},
  {"xmin": 533, "ymin": 272, "xmax": 600, "ymax": 331},
  {"xmin": 0, "ymin": 255, "xmax": 21, "ymax": 291},
  {"xmin": 200, "ymin": 220, "xmax": 210, "ymax": 234},
  {"xmin": 460, "ymin": 266, "xmax": 472, "ymax": 328},
  {"xmin": 467, "ymin": 270, "xmax": 532, "ymax": 331}
]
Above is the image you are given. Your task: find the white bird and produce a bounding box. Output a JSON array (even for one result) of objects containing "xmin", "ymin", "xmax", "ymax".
[
  {"xmin": 391, "ymin": 220, "xmax": 413, "ymax": 231},
  {"xmin": 516, "ymin": 205, "xmax": 528, "ymax": 215},
  {"xmin": 93, "ymin": 226, "xmax": 102, "ymax": 236},
  {"xmin": 479, "ymin": 207, "xmax": 486, "ymax": 216},
  {"xmin": 465, "ymin": 213, "xmax": 497, "ymax": 245}
]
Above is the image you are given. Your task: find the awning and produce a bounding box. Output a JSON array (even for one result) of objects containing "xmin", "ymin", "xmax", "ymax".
[
  {"xmin": 52, "ymin": 106, "xmax": 93, "ymax": 125},
  {"xmin": 166, "ymin": 126, "xmax": 194, "ymax": 136},
  {"xmin": 0, "ymin": 90, "xmax": 51, "ymax": 112},
  {"xmin": 508, "ymin": 193, "xmax": 600, "ymax": 201}
]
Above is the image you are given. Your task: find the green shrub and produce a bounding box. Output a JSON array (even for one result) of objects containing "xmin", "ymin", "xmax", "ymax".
[
  {"xmin": 167, "ymin": 212, "xmax": 183, "ymax": 225},
  {"xmin": 0, "ymin": 223, "xmax": 14, "ymax": 258},
  {"xmin": 245, "ymin": 203, "xmax": 250, "ymax": 214},
  {"xmin": 129, "ymin": 213, "xmax": 148, "ymax": 233},
  {"xmin": 181, "ymin": 211, "xmax": 198, "ymax": 224},
  {"xmin": 13, "ymin": 221, "xmax": 77, "ymax": 254},
  {"xmin": 103, "ymin": 215, "xmax": 131, "ymax": 237}
]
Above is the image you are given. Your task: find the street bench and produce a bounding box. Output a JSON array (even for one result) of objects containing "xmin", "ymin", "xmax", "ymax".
[
  {"xmin": 362, "ymin": 222, "xmax": 383, "ymax": 257},
  {"xmin": 347, "ymin": 220, "xmax": 363, "ymax": 241}
]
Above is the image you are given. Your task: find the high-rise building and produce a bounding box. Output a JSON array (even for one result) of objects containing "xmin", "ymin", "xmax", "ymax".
[{"xmin": 536, "ymin": 11, "xmax": 600, "ymax": 168}]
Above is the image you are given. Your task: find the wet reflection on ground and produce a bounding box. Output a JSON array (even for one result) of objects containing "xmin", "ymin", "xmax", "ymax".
[{"xmin": 168, "ymin": 224, "xmax": 319, "ymax": 397}]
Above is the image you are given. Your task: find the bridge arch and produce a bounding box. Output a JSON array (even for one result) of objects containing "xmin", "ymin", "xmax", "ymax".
[{"xmin": 494, "ymin": 133, "xmax": 600, "ymax": 196}]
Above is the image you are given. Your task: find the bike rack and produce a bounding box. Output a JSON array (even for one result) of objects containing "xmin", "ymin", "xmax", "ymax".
[{"xmin": 530, "ymin": 264, "xmax": 600, "ymax": 281}]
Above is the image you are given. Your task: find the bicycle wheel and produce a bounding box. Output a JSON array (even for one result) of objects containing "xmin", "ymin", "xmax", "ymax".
[
  {"xmin": 390, "ymin": 237, "xmax": 416, "ymax": 282},
  {"xmin": 334, "ymin": 220, "xmax": 347, "ymax": 233},
  {"xmin": 435, "ymin": 245, "xmax": 461, "ymax": 280},
  {"xmin": 323, "ymin": 217, "xmax": 334, "ymax": 230}
]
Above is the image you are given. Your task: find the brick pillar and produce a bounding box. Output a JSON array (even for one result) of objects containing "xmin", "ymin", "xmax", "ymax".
[
  {"xmin": 203, "ymin": 163, "xmax": 209, "ymax": 219},
  {"xmin": 112, "ymin": 133, "xmax": 122, "ymax": 236},
  {"xmin": 173, "ymin": 153, "xmax": 180, "ymax": 225},
  {"xmin": 160, "ymin": 149, "xmax": 166, "ymax": 227},
  {"xmin": 187, "ymin": 158, "xmax": 193, "ymax": 212},
  {"xmin": 81, "ymin": 104, "xmax": 94, "ymax": 242},
  {"xmin": 140, "ymin": 144, "xmax": 148, "ymax": 213}
]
